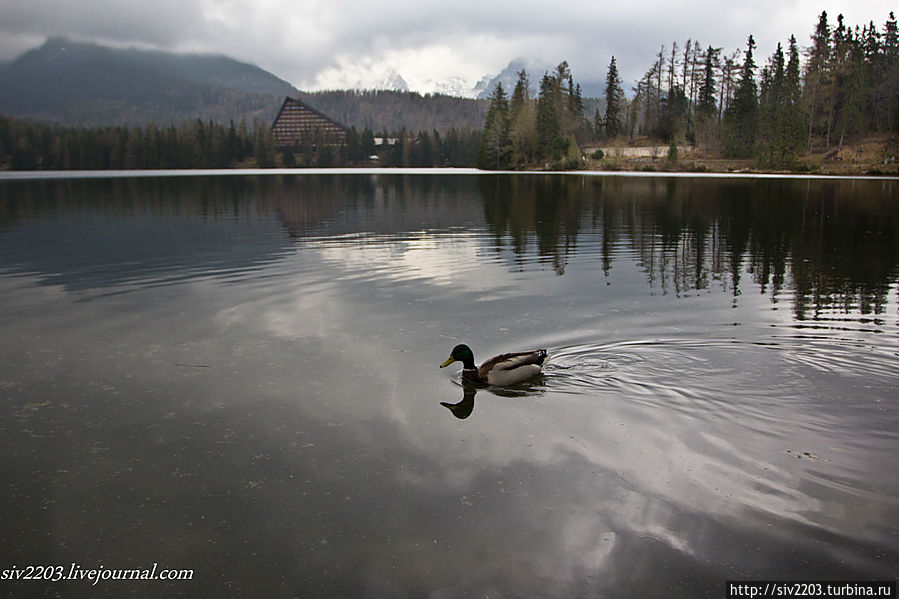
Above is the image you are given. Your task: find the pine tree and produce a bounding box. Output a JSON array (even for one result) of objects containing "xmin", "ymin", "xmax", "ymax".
[
  {"xmin": 829, "ymin": 14, "xmax": 864, "ymax": 149},
  {"xmin": 757, "ymin": 41, "xmax": 804, "ymax": 166},
  {"xmin": 344, "ymin": 126, "xmax": 362, "ymax": 164},
  {"xmin": 659, "ymin": 85, "xmax": 688, "ymax": 142},
  {"xmin": 477, "ymin": 82, "xmax": 511, "ymax": 169},
  {"xmin": 252, "ymin": 118, "xmax": 275, "ymax": 167},
  {"xmin": 804, "ymin": 11, "xmax": 833, "ymax": 154},
  {"xmin": 758, "ymin": 43, "xmax": 785, "ymax": 165},
  {"xmin": 697, "ymin": 45, "xmax": 721, "ymax": 118},
  {"xmin": 877, "ymin": 12, "xmax": 899, "ymax": 139},
  {"xmin": 723, "ymin": 35, "xmax": 759, "ymax": 157},
  {"xmin": 536, "ymin": 73, "xmax": 565, "ymax": 162},
  {"xmin": 783, "ymin": 36, "xmax": 807, "ymax": 161},
  {"xmin": 509, "ymin": 69, "xmax": 537, "ymax": 168},
  {"xmin": 784, "ymin": 35, "xmax": 807, "ymax": 155},
  {"xmin": 603, "ymin": 56, "xmax": 624, "ymax": 138},
  {"xmin": 360, "ymin": 128, "xmax": 375, "ymax": 161},
  {"xmin": 510, "ymin": 69, "xmax": 530, "ymax": 117},
  {"xmin": 695, "ymin": 45, "xmax": 722, "ymax": 148}
]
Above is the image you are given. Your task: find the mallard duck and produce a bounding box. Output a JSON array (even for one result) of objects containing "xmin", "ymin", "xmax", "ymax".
[{"xmin": 440, "ymin": 344, "xmax": 548, "ymax": 386}]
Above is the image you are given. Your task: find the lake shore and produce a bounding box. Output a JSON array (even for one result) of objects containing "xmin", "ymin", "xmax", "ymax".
[{"xmin": 583, "ymin": 134, "xmax": 899, "ymax": 177}]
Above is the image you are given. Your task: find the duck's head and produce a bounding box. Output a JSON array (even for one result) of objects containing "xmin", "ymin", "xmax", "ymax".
[{"xmin": 440, "ymin": 344, "xmax": 476, "ymax": 369}]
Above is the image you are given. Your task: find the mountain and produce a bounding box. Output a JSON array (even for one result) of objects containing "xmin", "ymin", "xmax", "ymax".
[
  {"xmin": 0, "ymin": 38, "xmax": 483, "ymax": 131},
  {"xmin": 476, "ymin": 57, "xmax": 550, "ymax": 99},
  {"xmin": 476, "ymin": 57, "xmax": 605, "ymax": 99},
  {"xmin": 420, "ymin": 76, "xmax": 477, "ymax": 98},
  {"xmin": 379, "ymin": 69, "xmax": 410, "ymax": 92},
  {"xmin": 0, "ymin": 37, "xmax": 299, "ymax": 127}
]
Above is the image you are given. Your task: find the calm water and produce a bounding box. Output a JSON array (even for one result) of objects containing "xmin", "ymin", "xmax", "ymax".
[{"xmin": 0, "ymin": 172, "xmax": 897, "ymax": 598}]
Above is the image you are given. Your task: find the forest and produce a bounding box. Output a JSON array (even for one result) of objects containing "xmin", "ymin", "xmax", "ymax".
[
  {"xmin": 477, "ymin": 10, "xmax": 899, "ymax": 170},
  {"xmin": 0, "ymin": 10, "xmax": 896, "ymax": 171},
  {"xmin": 0, "ymin": 114, "xmax": 480, "ymax": 170}
]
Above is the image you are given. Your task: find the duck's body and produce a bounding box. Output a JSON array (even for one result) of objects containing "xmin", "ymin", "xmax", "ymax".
[{"xmin": 440, "ymin": 344, "xmax": 548, "ymax": 386}]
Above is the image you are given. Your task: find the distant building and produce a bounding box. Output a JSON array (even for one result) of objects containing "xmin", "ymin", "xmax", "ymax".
[{"xmin": 271, "ymin": 97, "xmax": 347, "ymax": 148}]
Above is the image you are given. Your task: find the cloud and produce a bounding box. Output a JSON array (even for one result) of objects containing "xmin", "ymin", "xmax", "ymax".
[
  {"xmin": 1, "ymin": 0, "xmax": 896, "ymax": 93},
  {"xmin": 0, "ymin": 0, "xmax": 206, "ymax": 48}
]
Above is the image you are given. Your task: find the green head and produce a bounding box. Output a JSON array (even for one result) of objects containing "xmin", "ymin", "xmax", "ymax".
[{"xmin": 440, "ymin": 344, "xmax": 476, "ymax": 369}]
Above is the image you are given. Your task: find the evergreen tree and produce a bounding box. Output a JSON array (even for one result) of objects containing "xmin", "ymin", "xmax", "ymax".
[
  {"xmin": 758, "ymin": 44, "xmax": 784, "ymax": 164},
  {"xmin": 360, "ymin": 128, "xmax": 376, "ymax": 161},
  {"xmin": 536, "ymin": 72, "xmax": 566, "ymax": 162},
  {"xmin": 510, "ymin": 69, "xmax": 530, "ymax": 117},
  {"xmin": 550, "ymin": 61, "xmax": 584, "ymax": 146},
  {"xmin": 786, "ymin": 35, "xmax": 803, "ymax": 106},
  {"xmin": 603, "ymin": 56, "xmax": 625, "ymax": 138},
  {"xmin": 695, "ymin": 45, "xmax": 722, "ymax": 148},
  {"xmin": 509, "ymin": 69, "xmax": 537, "ymax": 168},
  {"xmin": 876, "ymin": 12, "xmax": 899, "ymax": 139},
  {"xmin": 697, "ymin": 45, "xmax": 721, "ymax": 118},
  {"xmin": 477, "ymin": 82, "xmax": 511, "ymax": 169},
  {"xmin": 345, "ymin": 126, "xmax": 362, "ymax": 164},
  {"xmin": 829, "ymin": 14, "xmax": 864, "ymax": 148},
  {"xmin": 804, "ymin": 11, "xmax": 833, "ymax": 154},
  {"xmin": 658, "ymin": 85, "xmax": 688, "ymax": 142},
  {"xmin": 411, "ymin": 130, "xmax": 434, "ymax": 166},
  {"xmin": 724, "ymin": 35, "xmax": 759, "ymax": 157},
  {"xmin": 757, "ymin": 41, "xmax": 804, "ymax": 166},
  {"xmin": 784, "ymin": 35, "xmax": 807, "ymax": 155},
  {"xmin": 252, "ymin": 118, "xmax": 276, "ymax": 167}
]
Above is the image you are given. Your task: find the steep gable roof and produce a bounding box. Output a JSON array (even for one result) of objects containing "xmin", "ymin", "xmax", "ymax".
[{"xmin": 271, "ymin": 96, "xmax": 348, "ymax": 147}]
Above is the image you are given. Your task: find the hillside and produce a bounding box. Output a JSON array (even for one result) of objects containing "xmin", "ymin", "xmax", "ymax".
[
  {"xmin": 0, "ymin": 38, "xmax": 297, "ymax": 127},
  {"xmin": 299, "ymin": 89, "xmax": 487, "ymax": 133},
  {"xmin": 0, "ymin": 38, "xmax": 492, "ymax": 133}
]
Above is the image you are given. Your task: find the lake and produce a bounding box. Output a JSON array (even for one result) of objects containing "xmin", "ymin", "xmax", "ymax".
[{"xmin": 1, "ymin": 171, "xmax": 897, "ymax": 598}]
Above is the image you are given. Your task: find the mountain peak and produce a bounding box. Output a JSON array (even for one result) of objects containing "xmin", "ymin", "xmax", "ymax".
[
  {"xmin": 475, "ymin": 57, "xmax": 552, "ymax": 99},
  {"xmin": 380, "ymin": 69, "xmax": 409, "ymax": 92}
]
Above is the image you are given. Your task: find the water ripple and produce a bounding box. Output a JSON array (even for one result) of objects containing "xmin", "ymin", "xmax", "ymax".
[{"xmin": 542, "ymin": 335, "xmax": 899, "ymax": 435}]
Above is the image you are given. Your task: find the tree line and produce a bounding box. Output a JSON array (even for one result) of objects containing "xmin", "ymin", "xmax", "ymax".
[
  {"xmin": 278, "ymin": 126, "xmax": 479, "ymax": 168},
  {"xmin": 0, "ymin": 114, "xmax": 481, "ymax": 170},
  {"xmin": 477, "ymin": 61, "xmax": 594, "ymax": 170},
  {"xmin": 479, "ymin": 10, "xmax": 899, "ymax": 169},
  {"xmin": 0, "ymin": 116, "xmax": 269, "ymax": 170}
]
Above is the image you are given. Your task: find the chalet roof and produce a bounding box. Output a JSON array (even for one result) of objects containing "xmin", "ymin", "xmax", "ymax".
[{"xmin": 271, "ymin": 96, "xmax": 348, "ymax": 132}]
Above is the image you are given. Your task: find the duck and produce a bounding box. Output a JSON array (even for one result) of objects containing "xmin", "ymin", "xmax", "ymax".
[{"xmin": 439, "ymin": 344, "xmax": 548, "ymax": 386}]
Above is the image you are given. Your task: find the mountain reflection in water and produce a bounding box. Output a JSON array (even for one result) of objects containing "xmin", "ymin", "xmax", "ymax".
[{"xmin": 0, "ymin": 172, "xmax": 896, "ymax": 598}]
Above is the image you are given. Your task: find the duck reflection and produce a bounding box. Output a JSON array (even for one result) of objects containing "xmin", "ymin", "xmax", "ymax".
[
  {"xmin": 440, "ymin": 381, "xmax": 546, "ymax": 420},
  {"xmin": 441, "ymin": 385, "xmax": 478, "ymax": 419}
]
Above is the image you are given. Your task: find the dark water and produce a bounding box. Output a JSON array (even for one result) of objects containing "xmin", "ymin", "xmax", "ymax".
[{"xmin": 0, "ymin": 172, "xmax": 897, "ymax": 598}]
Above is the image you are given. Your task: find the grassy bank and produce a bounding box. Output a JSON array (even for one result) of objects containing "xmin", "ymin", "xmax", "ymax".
[{"xmin": 583, "ymin": 135, "xmax": 899, "ymax": 176}]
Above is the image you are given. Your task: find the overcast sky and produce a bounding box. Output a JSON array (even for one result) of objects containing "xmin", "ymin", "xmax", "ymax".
[{"xmin": 0, "ymin": 0, "xmax": 895, "ymax": 94}]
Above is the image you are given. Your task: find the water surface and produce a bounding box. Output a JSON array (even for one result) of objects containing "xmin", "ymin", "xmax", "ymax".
[{"xmin": 1, "ymin": 173, "xmax": 897, "ymax": 597}]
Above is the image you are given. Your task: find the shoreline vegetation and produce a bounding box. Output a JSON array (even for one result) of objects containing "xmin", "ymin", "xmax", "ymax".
[
  {"xmin": 1, "ymin": 110, "xmax": 893, "ymax": 177},
  {"xmin": 581, "ymin": 134, "xmax": 898, "ymax": 176},
  {"xmin": 473, "ymin": 10, "xmax": 898, "ymax": 176},
  {"xmin": 1, "ymin": 10, "xmax": 896, "ymax": 177}
]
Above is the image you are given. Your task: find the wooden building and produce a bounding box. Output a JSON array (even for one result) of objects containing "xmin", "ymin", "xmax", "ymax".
[{"xmin": 271, "ymin": 97, "xmax": 347, "ymax": 148}]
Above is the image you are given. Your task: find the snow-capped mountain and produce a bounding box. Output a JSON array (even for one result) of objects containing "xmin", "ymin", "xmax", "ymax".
[
  {"xmin": 319, "ymin": 58, "xmax": 605, "ymax": 99},
  {"xmin": 475, "ymin": 57, "xmax": 551, "ymax": 99},
  {"xmin": 424, "ymin": 76, "xmax": 482, "ymax": 98},
  {"xmin": 379, "ymin": 69, "xmax": 410, "ymax": 92}
]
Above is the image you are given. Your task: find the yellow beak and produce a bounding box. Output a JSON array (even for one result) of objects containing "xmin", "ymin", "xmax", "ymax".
[{"xmin": 440, "ymin": 356, "xmax": 456, "ymax": 368}]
